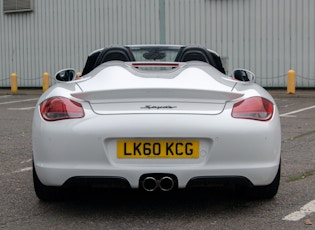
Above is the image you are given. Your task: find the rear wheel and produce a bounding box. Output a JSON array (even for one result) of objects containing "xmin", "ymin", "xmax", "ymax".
[{"xmin": 33, "ymin": 163, "xmax": 63, "ymax": 201}]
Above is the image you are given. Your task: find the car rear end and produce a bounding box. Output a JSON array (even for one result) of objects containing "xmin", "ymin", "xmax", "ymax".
[{"xmin": 32, "ymin": 62, "xmax": 281, "ymax": 198}]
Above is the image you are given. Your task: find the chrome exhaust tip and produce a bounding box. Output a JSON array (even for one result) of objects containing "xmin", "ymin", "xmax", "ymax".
[
  {"xmin": 142, "ymin": 177, "xmax": 158, "ymax": 192},
  {"xmin": 159, "ymin": 176, "xmax": 175, "ymax": 192}
]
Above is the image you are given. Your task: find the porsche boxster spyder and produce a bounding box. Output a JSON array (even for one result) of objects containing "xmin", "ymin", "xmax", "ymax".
[{"xmin": 32, "ymin": 45, "xmax": 281, "ymax": 201}]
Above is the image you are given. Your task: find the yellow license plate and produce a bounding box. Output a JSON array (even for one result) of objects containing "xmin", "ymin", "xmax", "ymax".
[{"xmin": 117, "ymin": 140, "xmax": 199, "ymax": 158}]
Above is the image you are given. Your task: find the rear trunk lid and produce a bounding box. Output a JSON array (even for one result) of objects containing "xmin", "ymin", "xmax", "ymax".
[{"xmin": 72, "ymin": 63, "xmax": 243, "ymax": 115}]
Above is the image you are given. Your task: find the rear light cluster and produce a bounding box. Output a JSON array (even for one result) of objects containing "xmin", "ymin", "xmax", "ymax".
[
  {"xmin": 40, "ymin": 97, "xmax": 84, "ymax": 121},
  {"xmin": 232, "ymin": 96, "xmax": 274, "ymax": 121}
]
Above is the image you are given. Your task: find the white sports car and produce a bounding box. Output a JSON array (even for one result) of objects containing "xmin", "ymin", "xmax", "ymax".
[{"xmin": 32, "ymin": 45, "xmax": 281, "ymax": 201}]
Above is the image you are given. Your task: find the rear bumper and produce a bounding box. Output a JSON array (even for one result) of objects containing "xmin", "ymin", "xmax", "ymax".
[
  {"xmin": 33, "ymin": 111, "xmax": 281, "ymax": 188},
  {"xmin": 34, "ymin": 162, "xmax": 280, "ymax": 189}
]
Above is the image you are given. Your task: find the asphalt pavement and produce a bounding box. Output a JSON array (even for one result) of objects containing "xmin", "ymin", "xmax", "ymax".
[{"xmin": 1, "ymin": 87, "xmax": 315, "ymax": 229}]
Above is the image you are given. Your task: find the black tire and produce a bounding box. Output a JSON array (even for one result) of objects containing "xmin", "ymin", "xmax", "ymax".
[
  {"xmin": 33, "ymin": 163, "xmax": 63, "ymax": 201},
  {"xmin": 246, "ymin": 162, "xmax": 281, "ymax": 200}
]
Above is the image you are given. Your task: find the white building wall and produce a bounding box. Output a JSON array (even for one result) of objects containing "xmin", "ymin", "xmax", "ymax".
[{"xmin": 0, "ymin": 0, "xmax": 314, "ymax": 88}]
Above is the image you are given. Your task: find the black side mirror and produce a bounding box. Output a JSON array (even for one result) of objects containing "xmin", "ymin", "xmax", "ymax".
[
  {"xmin": 232, "ymin": 69, "xmax": 255, "ymax": 82},
  {"xmin": 55, "ymin": 69, "xmax": 77, "ymax": 82}
]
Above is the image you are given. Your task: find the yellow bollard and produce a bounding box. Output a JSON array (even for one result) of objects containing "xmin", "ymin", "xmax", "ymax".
[
  {"xmin": 42, "ymin": 72, "xmax": 50, "ymax": 92},
  {"xmin": 287, "ymin": 70, "xmax": 296, "ymax": 94},
  {"xmin": 10, "ymin": 73, "xmax": 18, "ymax": 93}
]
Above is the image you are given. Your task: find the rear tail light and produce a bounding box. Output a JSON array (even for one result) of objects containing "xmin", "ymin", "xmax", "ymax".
[
  {"xmin": 232, "ymin": 97, "xmax": 274, "ymax": 121},
  {"xmin": 40, "ymin": 97, "xmax": 84, "ymax": 121}
]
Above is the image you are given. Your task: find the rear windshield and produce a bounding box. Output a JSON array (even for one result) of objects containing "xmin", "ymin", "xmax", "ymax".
[{"xmin": 129, "ymin": 46, "xmax": 181, "ymax": 62}]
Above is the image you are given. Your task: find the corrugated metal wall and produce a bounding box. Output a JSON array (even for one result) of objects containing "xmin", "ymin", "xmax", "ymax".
[
  {"xmin": 0, "ymin": 0, "xmax": 314, "ymax": 88},
  {"xmin": 164, "ymin": 0, "xmax": 315, "ymax": 87}
]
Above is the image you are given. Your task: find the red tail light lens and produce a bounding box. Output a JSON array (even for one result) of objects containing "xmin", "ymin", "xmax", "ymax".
[
  {"xmin": 232, "ymin": 97, "xmax": 274, "ymax": 121},
  {"xmin": 40, "ymin": 97, "xmax": 84, "ymax": 121}
]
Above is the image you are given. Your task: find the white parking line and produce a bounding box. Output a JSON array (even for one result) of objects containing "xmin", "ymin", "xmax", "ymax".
[
  {"xmin": 8, "ymin": 107, "xmax": 35, "ymax": 110},
  {"xmin": 0, "ymin": 159, "xmax": 32, "ymax": 176},
  {"xmin": 283, "ymin": 200, "xmax": 315, "ymax": 221},
  {"xmin": 280, "ymin": 105, "xmax": 315, "ymax": 117},
  {"xmin": 0, "ymin": 98, "xmax": 38, "ymax": 105},
  {"xmin": 20, "ymin": 159, "xmax": 32, "ymax": 164},
  {"xmin": 0, "ymin": 167, "xmax": 32, "ymax": 176},
  {"xmin": 13, "ymin": 167, "xmax": 32, "ymax": 173}
]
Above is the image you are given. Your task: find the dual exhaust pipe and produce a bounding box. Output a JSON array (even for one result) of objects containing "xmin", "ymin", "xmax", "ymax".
[{"xmin": 141, "ymin": 175, "xmax": 176, "ymax": 192}]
